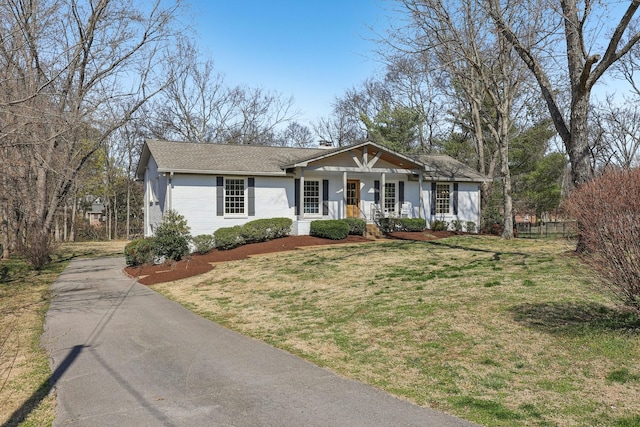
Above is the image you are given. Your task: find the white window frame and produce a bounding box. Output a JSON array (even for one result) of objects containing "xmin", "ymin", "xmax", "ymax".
[
  {"xmin": 303, "ymin": 180, "xmax": 322, "ymax": 216},
  {"xmin": 436, "ymin": 183, "xmax": 451, "ymax": 215},
  {"xmin": 384, "ymin": 182, "xmax": 397, "ymax": 213},
  {"xmin": 224, "ymin": 177, "xmax": 247, "ymax": 217}
]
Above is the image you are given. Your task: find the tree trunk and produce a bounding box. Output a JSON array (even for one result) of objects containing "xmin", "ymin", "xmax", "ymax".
[
  {"xmin": 501, "ymin": 138, "xmax": 514, "ymax": 239},
  {"xmin": 567, "ymin": 92, "xmax": 595, "ymax": 187}
]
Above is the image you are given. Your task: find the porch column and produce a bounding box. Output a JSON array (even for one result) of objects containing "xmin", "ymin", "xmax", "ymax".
[
  {"xmin": 299, "ymin": 169, "xmax": 305, "ymax": 221},
  {"xmin": 418, "ymin": 173, "xmax": 424, "ymax": 219},
  {"xmin": 342, "ymin": 171, "xmax": 347, "ymax": 219},
  {"xmin": 381, "ymin": 172, "xmax": 386, "ymax": 214}
]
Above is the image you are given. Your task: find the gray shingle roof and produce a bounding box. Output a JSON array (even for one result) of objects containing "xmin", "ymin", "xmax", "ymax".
[
  {"xmin": 137, "ymin": 140, "xmax": 337, "ymax": 178},
  {"xmin": 415, "ymin": 154, "xmax": 488, "ymax": 182},
  {"xmin": 136, "ymin": 139, "xmax": 489, "ymax": 183}
]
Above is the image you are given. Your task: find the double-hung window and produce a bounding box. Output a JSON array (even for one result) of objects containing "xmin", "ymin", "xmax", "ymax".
[
  {"xmin": 225, "ymin": 178, "xmax": 246, "ymax": 215},
  {"xmin": 303, "ymin": 180, "xmax": 320, "ymax": 214},
  {"xmin": 436, "ymin": 183, "xmax": 451, "ymax": 215}
]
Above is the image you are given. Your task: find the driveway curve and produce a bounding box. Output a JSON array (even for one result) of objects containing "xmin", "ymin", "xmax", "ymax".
[{"xmin": 42, "ymin": 257, "xmax": 478, "ymax": 427}]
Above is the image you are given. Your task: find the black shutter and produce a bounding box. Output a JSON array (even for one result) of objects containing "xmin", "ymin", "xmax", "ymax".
[
  {"xmin": 322, "ymin": 179, "xmax": 329, "ymax": 216},
  {"xmin": 453, "ymin": 183, "xmax": 459, "ymax": 216},
  {"xmin": 374, "ymin": 180, "xmax": 380, "ymax": 204},
  {"xmin": 430, "ymin": 182, "xmax": 436, "ymax": 216},
  {"xmin": 399, "ymin": 181, "xmax": 405, "ymax": 205},
  {"xmin": 216, "ymin": 176, "xmax": 224, "ymax": 216},
  {"xmin": 294, "ymin": 179, "xmax": 300, "ymax": 216},
  {"xmin": 248, "ymin": 177, "xmax": 255, "ymax": 216}
]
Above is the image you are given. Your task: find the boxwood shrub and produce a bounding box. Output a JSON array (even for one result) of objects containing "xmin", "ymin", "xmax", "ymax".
[
  {"xmin": 341, "ymin": 218, "xmax": 366, "ymax": 235},
  {"xmin": 310, "ymin": 220, "xmax": 349, "ymax": 240},
  {"xmin": 192, "ymin": 234, "xmax": 216, "ymax": 254},
  {"xmin": 124, "ymin": 237, "xmax": 155, "ymax": 266},
  {"xmin": 378, "ymin": 217, "xmax": 399, "ymax": 233},
  {"xmin": 429, "ymin": 219, "xmax": 449, "ymax": 231},
  {"xmin": 214, "ymin": 226, "xmax": 245, "ymax": 250},
  {"xmin": 399, "ymin": 218, "xmax": 426, "ymax": 231},
  {"xmin": 241, "ymin": 217, "xmax": 292, "ymax": 243}
]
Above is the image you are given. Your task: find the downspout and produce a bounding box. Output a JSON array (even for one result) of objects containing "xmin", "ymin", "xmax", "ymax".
[{"xmin": 167, "ymin": 172, "xmax": 173, "ymax": 212}]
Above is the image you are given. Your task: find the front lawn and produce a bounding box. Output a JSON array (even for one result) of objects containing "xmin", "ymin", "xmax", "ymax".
[{"xmin": 154, "ymin": 236, "xmax": 640, "ymax": 427}]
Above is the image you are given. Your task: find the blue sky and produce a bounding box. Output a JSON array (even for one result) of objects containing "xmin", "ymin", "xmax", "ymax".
[{"xmin": 189, "ymin": 0, "xmax": 389, "ymax": 127}]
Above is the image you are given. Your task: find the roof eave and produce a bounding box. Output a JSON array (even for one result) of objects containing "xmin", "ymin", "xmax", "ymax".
[{"xmin": 156, "ymin": 168, "xmax": 290, "ymax": 177}]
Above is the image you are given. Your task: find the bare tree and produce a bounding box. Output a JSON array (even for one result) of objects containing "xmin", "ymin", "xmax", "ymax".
[
  {"xmin": 383, "ymin": 53, "xmax": 446, "ymax": 153},
  {"xmin": 484, "ymin": 0, "xmax": 640, "ymax": 187},
  {"xmin": 314, "ymin": 94, "xmax": 369, "ymax": 147},
  {"xmin": 144, "ymin": 39, "xmax": 242, "ymax": 143},
  {"xmin": 0, "ymin": 0, "xmax": 184, "ymax": 261},
  {"xmin": 390, "ymin": 0, "xmax": 535, "ymax": 238},
  {"xmin": 276, "ymin": 122, "xmax": 316, "ymax": 147},
  {"xmin": 145, "ymin": 40, "xmax": 299, "ymax": 146},
  {"xmin": 592, "ymin": 97, "xmax": 640, "ymax": 169}
]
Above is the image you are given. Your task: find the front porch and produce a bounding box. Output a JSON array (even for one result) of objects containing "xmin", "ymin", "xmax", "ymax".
[{"xmin": 290, "ymin": 143, "xmax": 428, "ymax": 228}]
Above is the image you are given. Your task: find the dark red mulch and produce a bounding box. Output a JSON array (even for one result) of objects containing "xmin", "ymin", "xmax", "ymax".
[
  {"xmin": 124, "ymin": 231, "xmax": 459, "ymax": 285},
  {"xmin": 125, "ymin": 235, "xmax": 373, "ymax": 285}
]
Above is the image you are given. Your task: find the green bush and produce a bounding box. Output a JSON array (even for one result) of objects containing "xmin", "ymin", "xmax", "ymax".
[
  {"xmin": 451, "ymin": 219, "xmax": 464, "ymax": 232},
  {"xmin": 154, "ymin": 210, "xmax": 191, "ymax": 261},
  {"xmin": 192, "ymin": 234, "xmax": 216, "ymax": 254},
  {"xmin": 264, "ymin": 217, "xmax": 293, "ymax": 239},
  {"xmin": 310, "ymin": 220, "xmax": 349, "ymax": 240},
  {"xmin": 241, "ymin": 217, "xmax": 292, "ymax": 243},
  {"xmin": 378, "ymin": 217, "xmax": 400, "ymax": 233},
  {"xmin": 124, "ymin": 237, "xmax": 156, "ymax": 266},
  {"xmin": 341, "ymin": 218, "xmax": 366, "ymax": 235},
  {"xmin": 398, "ymin": 218, "xmax": 426, "ymax": 232},
  {"xmin": 429, "ymin": 219, "xmax": 449, "ymax": 231},
  {"xmin": 214, "ymin": 226, "xmax": 245, "ymax": 250},
  {"xmin": 465, "ymin": 221, "xmax": 477, "ymax": 233}
]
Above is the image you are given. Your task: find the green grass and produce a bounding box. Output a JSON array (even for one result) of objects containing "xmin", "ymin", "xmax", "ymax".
[{"xmin": 155, "ymin": 235, "xmax": 640, "ymax": 427}]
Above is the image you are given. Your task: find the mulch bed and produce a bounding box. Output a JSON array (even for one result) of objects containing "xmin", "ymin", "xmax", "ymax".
[{"xmin": 125, "ymin": 231, "xmax": 456, "ymax": 286}]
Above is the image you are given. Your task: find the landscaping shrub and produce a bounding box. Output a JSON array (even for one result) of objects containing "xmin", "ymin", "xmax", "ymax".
[
  {"xmin": 154, "ymin": 210, "xmax": 191, "ymax": 261},
  {"xmin": 399, "ymin": 218, "xmax": 426, "ymax": 232},
  {"xmin": 451, "ymin": 219, "xmax": 464, "ymax": 232},
  {"xmin": 241, "ymin": 217, "xmax": 292, "ymax": 243},
  {"xmin": 192, "ymin": 234, "xmax": 216, "ymax": 254},
  {"xmin": 214, "ymin": 226, "xmax": 245, "ymax": 250},
  {"xmin": 341, "ymin": 218, "xmax": 366, "ymax": 235},
  {"xmin": 310, "ymin": 220, "xmax": 349, "ymax": 240},
  {"xmin": 563, "ymin": 168, "xmax": 640, "ymax": 314},
  {"xmin": 465, "ymin": 221, "xmax": 477, "ymax": 233},
  {"xmin": 264, "ymin": 217, "xmax": 293, "ymax": 239},
  {"xmin": 377, "ymin": 217, "xmax": 398, "ymax": 233},
  {"xmin": 124, "ymin": 237, "xmax": 155, "ymax": 266},
  {"xmin": 429, "ymin": 219, "xmax": 449, "ymax": 231},
  {"xmin": 18, "ymin": 230, "xmax": 57, "ymax": 270}
]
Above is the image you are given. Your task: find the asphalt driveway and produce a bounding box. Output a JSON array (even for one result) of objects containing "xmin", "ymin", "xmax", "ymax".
[{"xmin": 42, "ymin": 257, "xmax": 478, "ymax": 426}]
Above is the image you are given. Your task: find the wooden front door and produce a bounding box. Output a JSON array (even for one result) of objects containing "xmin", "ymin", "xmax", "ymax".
[{"xmin": 346, "ymin": 180, "xmax": 360, "ymax": 218}]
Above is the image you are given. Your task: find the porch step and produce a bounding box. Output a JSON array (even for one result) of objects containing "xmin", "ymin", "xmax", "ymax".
[{"xmin": 365, "ymin": 223, "xmax": 385, "ymax": 239}]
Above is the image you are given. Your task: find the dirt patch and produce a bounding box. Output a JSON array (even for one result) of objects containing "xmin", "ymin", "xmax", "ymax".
[{"xmin": 124, "ymin": 231, "xmax": 455, "ymax": 285}]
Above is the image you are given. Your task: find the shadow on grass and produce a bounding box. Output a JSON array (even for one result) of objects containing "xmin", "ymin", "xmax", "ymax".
[
  {"xmin": 425, "ymin": 240, "xmax": 530, "ymax": 258},
  {"xmin": 2, "ymin": 345, "xmax": 85, "ymax": 427},
  {"xmin": 510, "ymin": 301, "xmax": 640, "ymax": 335}
]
